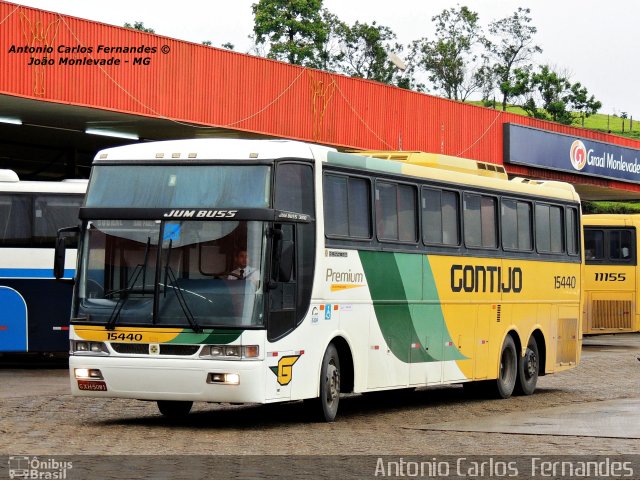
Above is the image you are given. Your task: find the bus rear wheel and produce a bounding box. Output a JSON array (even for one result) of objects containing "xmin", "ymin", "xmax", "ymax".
[
  {"xmin": 157, "ymin": 400, "xmax": 193, "ymax": 418},
  {"xmin": 515, "ymin": 336, "xmax": 539, "ymax": 395},
  {"xmin": 495, "ymin": 335, "xmax": 517, "ymax": 399}
]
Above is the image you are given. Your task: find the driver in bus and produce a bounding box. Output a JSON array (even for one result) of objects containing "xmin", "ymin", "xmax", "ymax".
[{"xmin": 227, "ymin": 249, "xmax": 259, "ymax": 281}]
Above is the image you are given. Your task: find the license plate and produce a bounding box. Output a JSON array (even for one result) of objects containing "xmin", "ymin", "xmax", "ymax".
[{"xmin": 77, "ymin": 380, "xmax": 107, "ymax": 391}]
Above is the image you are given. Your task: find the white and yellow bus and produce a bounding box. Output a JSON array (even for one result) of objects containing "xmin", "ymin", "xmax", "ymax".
[
  {"xmin": 583, "ymin": 214, "xmax": 640, "ymax": 334},
  {"xmin": 56, "ymin": 139, "xmax": 582, "ymax": 421}
]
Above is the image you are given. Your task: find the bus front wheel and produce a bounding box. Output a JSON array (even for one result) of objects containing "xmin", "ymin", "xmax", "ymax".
[
  {"xmin": 308, "ymin": 343, "xmax": 341, "ymax": 422},
  {"xmin": 515, "ymin": 336, "xmax": 539, "ymax": 395},
  {"xmin": 495, "ymin": 335, "xmax": 517, "ymax": 399},
  {"xmin": 157, "ymin": 400, "xmax": 193, "ymax": 418}
]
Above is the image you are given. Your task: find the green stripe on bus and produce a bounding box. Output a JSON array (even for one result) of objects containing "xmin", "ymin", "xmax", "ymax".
[
  {"xmin": 168, "ymin": 329, "xmax": 242, "ymax": 344},
  {"xmin": 359, "ymin": 251, "xmax": 465, "ymax": 363}
]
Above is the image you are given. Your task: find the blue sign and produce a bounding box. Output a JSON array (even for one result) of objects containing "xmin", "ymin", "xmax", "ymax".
[
  {"xmin": 504, "ymin": 123, "xmax": 640, "ymax": 184},
  {"xmin": 163, "ymin": 223, "xmax": 181, "ymax": 241}
]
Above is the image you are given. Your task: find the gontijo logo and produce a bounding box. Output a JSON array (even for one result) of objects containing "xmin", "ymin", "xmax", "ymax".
[{"xmin": 569, "ymin": 140, "xmax": 587, "ymax": 171}]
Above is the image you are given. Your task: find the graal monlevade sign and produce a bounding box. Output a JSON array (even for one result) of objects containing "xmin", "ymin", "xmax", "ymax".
[{"xmin": 504, "ymin": 123, "xmax": 640, "ymax": 184}]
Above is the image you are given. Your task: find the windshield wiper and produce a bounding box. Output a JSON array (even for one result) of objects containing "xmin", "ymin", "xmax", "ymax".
[
  {"xmin": 105, "ymin": 237, "xmax": 151, "ymax": 330},
  {"xmin": 163, "ymin": 239, "xmax": 202, "ymax": 333}
]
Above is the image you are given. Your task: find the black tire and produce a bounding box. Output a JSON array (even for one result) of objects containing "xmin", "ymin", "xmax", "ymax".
[
  {"xmin": 515, "ymin": 336, "xmax": 539, "ymax": 395},
  {"xmin": 309, "ymin": 343, "xmax": 341, "ymax": 422},
  {"xmin": 157, "ymin": 400, "xmax": 193, "ymax": 418},
  {"xmin": 495, "ymin": 335, "xmax": 517, "ymax": 399}
]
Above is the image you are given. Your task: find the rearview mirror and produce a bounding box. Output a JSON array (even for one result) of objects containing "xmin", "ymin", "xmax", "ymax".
[{"xmin": 53, "ymin": 226, "xmax": 80, "ymax": 280}]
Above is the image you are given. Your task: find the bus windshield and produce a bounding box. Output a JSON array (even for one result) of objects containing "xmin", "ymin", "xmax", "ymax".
[
  {"xmin": 76, "ymin": 219, "xmax": 267, "ymax": 328},
  {"xmin": 85, "ymin": 165, "xmax": 271, "ymax": 208}
]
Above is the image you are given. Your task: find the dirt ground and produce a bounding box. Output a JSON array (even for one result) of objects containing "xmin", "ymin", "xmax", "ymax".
[{"xmin": 0, "ymin": 334, "xmax": 638, "ymax": 457}]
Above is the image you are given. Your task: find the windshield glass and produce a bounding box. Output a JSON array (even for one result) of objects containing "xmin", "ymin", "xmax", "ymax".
[
  {"xmin": 76, "ymin": 219, "xmax": 266, "ymax": 328},
  {"xmin": 85, "ymin": 165, "xmax": 271, "ymax": 208}
]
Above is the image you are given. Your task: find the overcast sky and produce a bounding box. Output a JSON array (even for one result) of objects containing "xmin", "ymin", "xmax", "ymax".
[{"xmin": 12, "ymin": 0, "xmax": 639, "ymax": 118}]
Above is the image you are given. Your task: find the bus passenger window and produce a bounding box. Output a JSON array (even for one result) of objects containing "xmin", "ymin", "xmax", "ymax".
[
  {"xmin": 0, "ymin": 195, "xmax": 32, "ymax": 246},
  {"xmin": 609, "ymin": 229, "xmax": 633, "ymax": 261},
  {"xmin": 584, "ymin": 229, "xmax": 604, "ymax": 261}
]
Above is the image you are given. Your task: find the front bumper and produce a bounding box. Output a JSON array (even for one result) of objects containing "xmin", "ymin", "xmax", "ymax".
[{"xmin": 69, "ymin": 355, "xmax": 266, "ymax": 403}]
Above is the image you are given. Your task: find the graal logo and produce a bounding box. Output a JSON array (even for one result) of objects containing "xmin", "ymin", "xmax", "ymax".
[
  {"xmin": 8, "ymin": 456, "xmax": 72, "ymax": 479},
  {"xmin": 570, "ymin": 140, "xmax": 587, "ymax": 171}
]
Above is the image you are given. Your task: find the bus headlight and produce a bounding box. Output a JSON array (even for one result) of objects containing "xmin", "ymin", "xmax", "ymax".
[
  {"xmin": 207, "ymin": 372, "xmax": 240, "ymax": 385},
  {"xmin": 74, "ymin": 368, "xmax": 103, "ymax": 380},
  {"xmin": 200, "ymin": 345, "xmax": 259, "ymax": 359},
  {"xmin": 71, "ymin": 340, "xmax": 109, "ymax": 355}
]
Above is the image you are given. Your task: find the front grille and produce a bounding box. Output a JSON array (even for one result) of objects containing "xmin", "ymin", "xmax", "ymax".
[
  {"xmin": 160, "ymin": 344, "xmax": 200, "ymax": 356},
  {"xmin": 111, "ymin": 343, "xmax": 149, "ymax": 354},
  {"xmin": 592, "ymin": 300, "xmax": 632, "ymax": 330},
  {"xmin": 110, "ymin": 343, "xmax": 200, "ymax": 355}
]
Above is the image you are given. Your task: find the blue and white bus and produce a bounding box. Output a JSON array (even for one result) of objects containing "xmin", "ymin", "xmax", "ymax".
[{"xmin": 0, "ymin": 169, "xmax": 86, "ymax": 352}]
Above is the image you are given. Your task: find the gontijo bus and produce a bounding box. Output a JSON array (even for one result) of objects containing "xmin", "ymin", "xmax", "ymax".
[
  {"xmin": 56, "ymin": 139, "xmax": 582, "ymax": 421},
  {"xmin": 0, "ymin": 169, "xmax": 86, "ymax": 353},
  {"xmin": 583, "ymin": 214, "xmax": 640, "ymax": 334}
]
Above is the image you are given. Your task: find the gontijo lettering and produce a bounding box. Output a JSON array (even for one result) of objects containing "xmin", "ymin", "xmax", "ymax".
[{"xmin": 451, "ymin": 265, "xmax": 522, "ymax": 293}]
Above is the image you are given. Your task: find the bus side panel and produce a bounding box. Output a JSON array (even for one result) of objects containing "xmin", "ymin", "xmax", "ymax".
[
  {"xmin": 0, "ymin": 286, "xmax": 27, "ymax": 352},
  {"xmin": 359, "ymin": 251, "xmax": 467, "ymax": 387},
  {"xmin": 0, "ymin": 279, "xmax": 73, "ymax": 352},
  {"xmin": 428, "ymin": 255, "xmax": 503, "ymax": 382},
  {"xmin": 502, "ymin": 258, "xmax": 580, "ymax": 374}
]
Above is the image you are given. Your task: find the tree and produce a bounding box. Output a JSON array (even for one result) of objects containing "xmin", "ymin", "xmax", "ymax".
[
  {"xmin": 251, "ymin": 0, "xmax": 327, "ymax": 67},
  {"xmin": 221, "ymin": 42, "xmax": 235, "ymax": 50},
  {"xmin": 123, "ymin": 21, "xmax": 155, "ymax": 33},
  {"xmin": 411, "ymin": 6, "xmax": 486, "ymax": 101},
  {"xmin": 486, "ymin": 7, "xmax": 542, "ymax": 111},
  {"xmin": 315, "ymin": 8, "xmax": 346, "ymax": 72},
  {"xmin": 335, "ymin": 21, "xmax": 401, "ymax": 84},
  {"xmin": 570, "ymin": 82, "xmax": 602, "ymax": 126},
  {"xmin": 515, "ymin": 65, "xmax": 601, "ymax": 125}
]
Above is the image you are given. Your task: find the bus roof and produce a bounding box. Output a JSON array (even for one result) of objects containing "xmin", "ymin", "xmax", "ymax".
[
  {"xmin": 0, "ymin": 175, "xmax": 88, "ymax": 194},
  {"xmin": 583, "ymin": 213, "xmax": 640, "ymax": 226},
  {"xmin": 94, "ymin": 138, "xmax": 335, "ymax": 162},
  {"xmin": 329, "ymin": 151, "xmax": 580, "ymax": 203}
]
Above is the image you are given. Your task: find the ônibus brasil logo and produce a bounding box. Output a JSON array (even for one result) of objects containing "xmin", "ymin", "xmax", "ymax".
[{"xmin": 570, "ymin": 140, "xmax": 587, "ymax": 171}]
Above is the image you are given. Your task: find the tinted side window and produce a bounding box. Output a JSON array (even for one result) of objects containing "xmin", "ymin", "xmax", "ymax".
[
  {"xmin": 584, "ymin": 229, "xmax": 604, "ymax": 261},
  {"xmin": 376, "ymin": 181, "xmax": 417, "ymax": 243},
  {"xmin": 324, "ymin": 175, "xmax": 348, "ymax": 237},
  {"xmin": 376, "ymin": 181, "xmax": 398, "ymax": 240},
  {"xmin": 566, "ymin": 207, "xmax": 579, "ymax": 255},
  {"xmin": 34, "ymin": 195, "xmax": 83, "ymax": 248},
  {"xmin": 422, "ymin": 188, "xmax": 459, "ymax": 246},
  {"xmin": 348, "ymin": 177, "xmax": 372, "ymax": 238},
  {"xmin": 0, "ymin": 195, "xmax": 32, "ymax": 247},
  {"xmin": 536, "ymin": 204, "xmax": 564, "ymax": 253},
  {"xmin": 274, "ymin": 163, "xmax": 314, "ymax": 214},
  {"xmin": 501, "ymin": 199, "xmax": 532, "ymax": 251},
  {"xmin": 464, "ymin": 193, "xmax": 497, "ymax": 248},
  {"xmin": 609, "ymin": 229, "xmax": 633, "ymax": 261},
  {"xmin": 323, "ymin": 174, "xmax": 371, "ymax": 239},
  {"xmin": 398, "ymin": 185, "xmax": 417, "ymax": 242}
]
